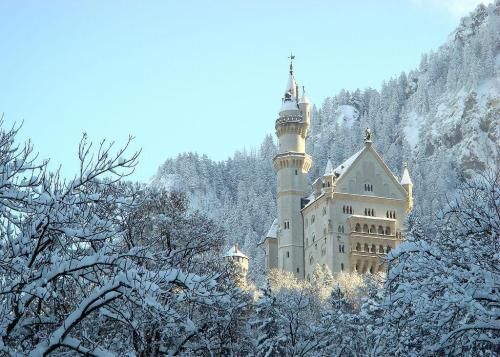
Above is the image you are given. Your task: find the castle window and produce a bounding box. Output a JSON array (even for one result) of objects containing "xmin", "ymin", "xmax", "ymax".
[
  {"xmin": 350, "ymin": 206, "xmax": 353, "ymax": 214},
  {"xmin": 342, "ymin": 245, "xmax": 345, "ymax": 253},
  {"xmin": 364, "ymin": 243, "xmax": 369, "ymax": 252},
  {"xmin": 386, "ymin": 246, "xmax": 392, "ymax": 253},
  {"xmin": 356, "ymin": 243, "xmax": 361, "ymax": 251},
  {"xmin": 370, "ymin": 267, "xmax": 374, "ymax": 274},
  {"xmin": 363, "ymin": 224, "xmax": 369, "ymax": 233},
  {"xmin": 385, "ymin": 226, "xmax": 391, "ymax": 235},
  {"xmin": 371, "ymin": 244, "xmax": 376, "ymax": 253},
  {"xmin": 287, "ymin": 251, "xmax": 290, "ymax": 258},
  {"xmin": 370, "ymin": 225, "xmax": 376, "ymax": 233},
  {"xmin": 297, "ymin": 268, "xmax": 300, "ymax": 273},
  {"xmin": 355, "ymin": 223, "xmax": 361, "ymax": 232},
  {"xmin": 341, "ymin": 263, "xmax": 344, "ymax": 271},
  {"xmin": 295, "ymin": 169, "xmax": 298, "ymax": 175},
  {"xmin": 378, "ymin": 226, "xmax": 384, "ymax": 234},
  {"xmin": 343, "ymin": 206, "xmax": 346, "ymax": 213},
  {"xmin": 338, "ymin": 225, "xmax": 341, "ymax": 233},
  {"xmin": 379, "ymin": 245, "xmax": 384, "ymax": 253},
  {"xmin": 371, "ymin": 209, "xmax": 375, "ymax": 216},
  {"xmin": 339, "ymin": 245, "xmax": 342, "ymax": 253},
  {"xmin": 355, "ymin": 264, "xmax": 358, "ymax": 271}
]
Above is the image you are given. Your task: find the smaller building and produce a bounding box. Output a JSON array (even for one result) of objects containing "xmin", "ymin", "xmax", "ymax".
[{"xmin": 225, "ymin": 244, "xmax": 249, "ymax": 281}]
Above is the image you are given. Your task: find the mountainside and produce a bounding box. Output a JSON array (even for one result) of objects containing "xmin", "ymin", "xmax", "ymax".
[{"xmin": 152, "ymin": 2, "xmax": 499, "ymax": 279}]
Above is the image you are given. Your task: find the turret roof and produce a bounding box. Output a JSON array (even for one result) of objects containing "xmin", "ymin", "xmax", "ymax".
[
  {"xmin": 400, "ymin": 164, "xmax": 413, "ymax": 185},
  {"xmin": 324, "ymin": 159, "xmax": 334, "ymax": 176},
  {"xmin": 266, "ymin": 218, "xmax": 278, "ymax": 238},
  {"xmin": 225, "ymin": 245, "xmax": 248, "ymax": 259}
]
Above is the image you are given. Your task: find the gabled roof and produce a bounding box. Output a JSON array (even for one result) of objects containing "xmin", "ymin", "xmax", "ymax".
[
  {"xmin": 332, "ymin": 147, "xmax": 365, "ymax": 179},
  {"xmin": 334, "ymin": 143, "xmax": 408, "ymax": 198}
]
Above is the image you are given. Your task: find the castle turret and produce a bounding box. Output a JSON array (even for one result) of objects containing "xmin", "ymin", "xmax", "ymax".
[
  {"xmin": 272, "ymin": 56, "xmax": 312, "ymax": 278},
  {"xmin": 225, "ymin": 244, "xmax": 249, "ymax": 285},
  {"xmin": 400, "ymin": 163, "xmax": 413, "ymax": 212}
]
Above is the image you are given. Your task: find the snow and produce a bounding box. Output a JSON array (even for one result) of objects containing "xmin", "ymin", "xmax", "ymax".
[
  {"xmin": 403, "ymin": 111, "xmax": 424, "ymax": 148},
  {"xmin": 285, "ymin": 73, "xmax": 297, "ymax": 97},
  {"xmin": 225, "ymin": 245, "xmax": 248, "ymax": 259},
  {"xmin": 333, "ymin": 147, "xmax": 365, "ymax": 178},
  {"xmin": 280, "ymin": 100, "xmax": 299, "ymax": 112},
  {"xmin": 266, "ymin": 219, "xmax": 278, "ymax": 238},
  {"xmin": 335, "ymin": 105, "xmax": 358, "ymax": 128},
  {"xmin": 400, "ymin": 166, "xmax": 413, "ymax": 185}
]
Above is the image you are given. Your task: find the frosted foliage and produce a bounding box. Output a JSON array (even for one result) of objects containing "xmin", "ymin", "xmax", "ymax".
[{"xmin": 0, "ymin": 123, "xmax": 251, "ymax": 356}]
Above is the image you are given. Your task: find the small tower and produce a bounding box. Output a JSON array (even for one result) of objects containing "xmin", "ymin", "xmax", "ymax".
[
  {"xmin": 225, "ymin": 244, "xmax": 249, "ymax": 284},
  {"xmin": 400, "ymin": 163, "xmax": 413, "ymax": 212},
  {"xmin": 323, "ymin": 159, "xmax": 336, "ymax": 189},
  {"xmin": 272, "ymin": 55, "xmax": 312, "ymax": 278}
]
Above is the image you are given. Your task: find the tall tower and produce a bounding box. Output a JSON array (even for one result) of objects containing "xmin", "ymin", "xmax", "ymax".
[{"xmin": 272, "ymin": 56, "xmax": 312, "ymax": 278}]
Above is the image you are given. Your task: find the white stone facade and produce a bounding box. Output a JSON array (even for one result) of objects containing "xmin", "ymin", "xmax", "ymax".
[{"xmin": 262, "ymin": 62, "xmax": 413, "ymax": 279}]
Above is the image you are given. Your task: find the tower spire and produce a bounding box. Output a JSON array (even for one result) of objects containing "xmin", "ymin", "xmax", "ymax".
[{"xmin": 288, "ymin": 53, "xmax": 295, "ymax": 75}]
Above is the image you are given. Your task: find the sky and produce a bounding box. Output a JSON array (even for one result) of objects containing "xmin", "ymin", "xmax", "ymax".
[{"xmin": 0, "ymin": 0, "xmax": 491, "ymax": 182}]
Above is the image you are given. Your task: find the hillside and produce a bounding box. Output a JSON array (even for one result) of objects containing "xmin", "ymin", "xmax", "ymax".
[{"xmin": 152, "ymin": 2, "xmax": 499, "ymax": 279}]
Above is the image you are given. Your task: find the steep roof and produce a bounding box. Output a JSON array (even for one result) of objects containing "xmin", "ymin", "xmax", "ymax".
[
  {"xmin": 225, "ymin": 245, "xmax": 248, "ymax": 259},
  {"xmin": 400, "ymin": 165, "xmax": 413, "ymax": 185},
  {"xmin": 266, "ymin": 218, "xmax": 278, "ymax": 238},
  {"xmin": 324, "ymin": 159, "xmax": 334, "ymax": 176},
  {"xmin": 332, "ymin": 147, "xmax": 365, "ymax": 179}
]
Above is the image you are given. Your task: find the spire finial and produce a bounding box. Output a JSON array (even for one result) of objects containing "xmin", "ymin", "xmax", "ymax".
[
  {"xmin": 364, "ymin": 127, "xmax": 372, "ymax": 143},
  {"xmin": 288, "ymin": 53, "xmax": 295, "ymax": 75}
]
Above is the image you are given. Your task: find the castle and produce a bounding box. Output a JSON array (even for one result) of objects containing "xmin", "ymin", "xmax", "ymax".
[{"xmin": 261, "ymin": 59, "xmax": 414, "ymax": 281}]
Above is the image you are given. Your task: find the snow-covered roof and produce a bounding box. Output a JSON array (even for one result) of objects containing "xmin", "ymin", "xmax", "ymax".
[
  {"xmin": 400, "ymin": 165, "xmax": 413, "ymax": 185},
  {"xmin": 299, "ymin": 88, "xmax": 310, "ymax": 104},
  {"xmin": 333, "ymin": 147, "xmax": 365, "ymax": 178},
  {"xmin": 266, "ymin": 218, "xmax": 278, "ymax": 238},
  {"xmin": 280, "ymin": 100, "xmax": 299, "ymax": 112},
  {"xmin": 324, "ymin": 159, "xmax": 334, "ymax": 176},
  {"xmin": 225, "ymin": 245, "xmax": 248, "ymax": 259}
]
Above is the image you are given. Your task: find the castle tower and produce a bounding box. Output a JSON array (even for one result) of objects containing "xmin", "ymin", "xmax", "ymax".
[
  {"xmin": 225, "ymin": 244, "xmax": 249, "ymax": 285},
  {"xmin": 272, "ymin": 56, "xmax": 312, "ymax": 278}
]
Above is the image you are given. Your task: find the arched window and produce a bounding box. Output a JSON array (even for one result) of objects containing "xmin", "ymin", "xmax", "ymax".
[
  {"xmin": 386, "ymin": 246, "xmax": 392, "ymax": 253},
  {"xmin": 386, "ymin": 211, "xmax": 389, "ymax": 218},
  {"xmin": 369, "ymin": 267, "xmax": 374, "ymax": 274},
  {"xmin": 286, "ymin": 251, "xmax": 290, "ymax": 258},
  {"xmin": 342, "ymin": 245, "xmax": 345, "ymax": 253},
  {"xmin": 364, "ymin": 243, "xmax": 369, "ymax": 252},
  {"xmin": 339, "ymin": 245, "xmax": 342, "ymax": 253},
  {"xmin": 378, "ymin": 226, "xmax": 384, "ymax": 234},
  {"xmin": 355, "ymin": 264, "xmax": 358, "ymax": 271},
  {"xmin": 355, "ymin": 223, "xmax": 361, "ymax": 232},
  {"xmin": 385, "ymin": 226, "xmax": 391, "ymax": 235},
  {"xmin": 341, "ymin": 263, "xmax": 344, "ymax": 271},
  {"xmin": 370, "ymin": 225, "xmax": 376, "ymax": 233},
  {"xmin": 379, "ymin": 245, "xmax": 384, "ymax": 253},
  {"xmin": 371, "ymin": 209, "xmax": 375, "ymax": 216},
  {"xmin": 393, "ymin": 211, "xmax": 396, "ymax": 219},
  {"xmin": 356, "ymin": 243, "xmax": 361, "ymax": 251},
  {"xmin": 343, "ymin": 206, "xmax": 346, "ymax": 213},
  {"xmin": 363, "ymin": 224, "xmax": 369, "ymax": 233},
  {"xmin": 371, "ymin": 244, "xmax": 376, "ymax": 253},
  {"xmin": 364, "ymin": 208, "xmax": 367, "ymax": 216},
  {"xmin": 327, "ymin": 181, "xmax": 330, "ymax": 187}
]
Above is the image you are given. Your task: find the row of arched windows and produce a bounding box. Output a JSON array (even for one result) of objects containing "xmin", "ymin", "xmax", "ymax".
[
  {"xmin": 283, "ymin": 221, "xmax": 290, "ymax": 229},
  {"xmin": 364, "ymin": 183, "xmax": 373, "ymax": 192},
  {"xmin": 338, "ymin": 244, "xmax": 345, "ymax": 253},
  {"xmin": 354, "ymin": 223, "xmax": 392, "ymax": 235},
  {"xmin": 364, "ymin": 208, "xmax": 375, "ymax": 216},
  {"xmin": 354, "ymin": 243, "xmax": 392, "ymax": 254},
  {"xmin": 386, "ymin": 210, "xmax": 397, "ymax": 219},
  {"xmin": 337, "ymin": 225, "xmax": 345, "ymax": 233},
  {"xmin": 343, "ymin": 205, "xmax": 353, "ymax": 214}
]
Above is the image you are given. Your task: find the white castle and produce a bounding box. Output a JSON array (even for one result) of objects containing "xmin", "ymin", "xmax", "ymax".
[{"xmin": 261, "ymin": 58, "xmax": 414, "ymax": 281}]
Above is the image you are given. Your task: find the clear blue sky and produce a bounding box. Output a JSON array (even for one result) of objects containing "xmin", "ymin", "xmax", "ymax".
[{"xmin": 0, "ymin": 0, "xmax": 488, "ymax": 182}]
